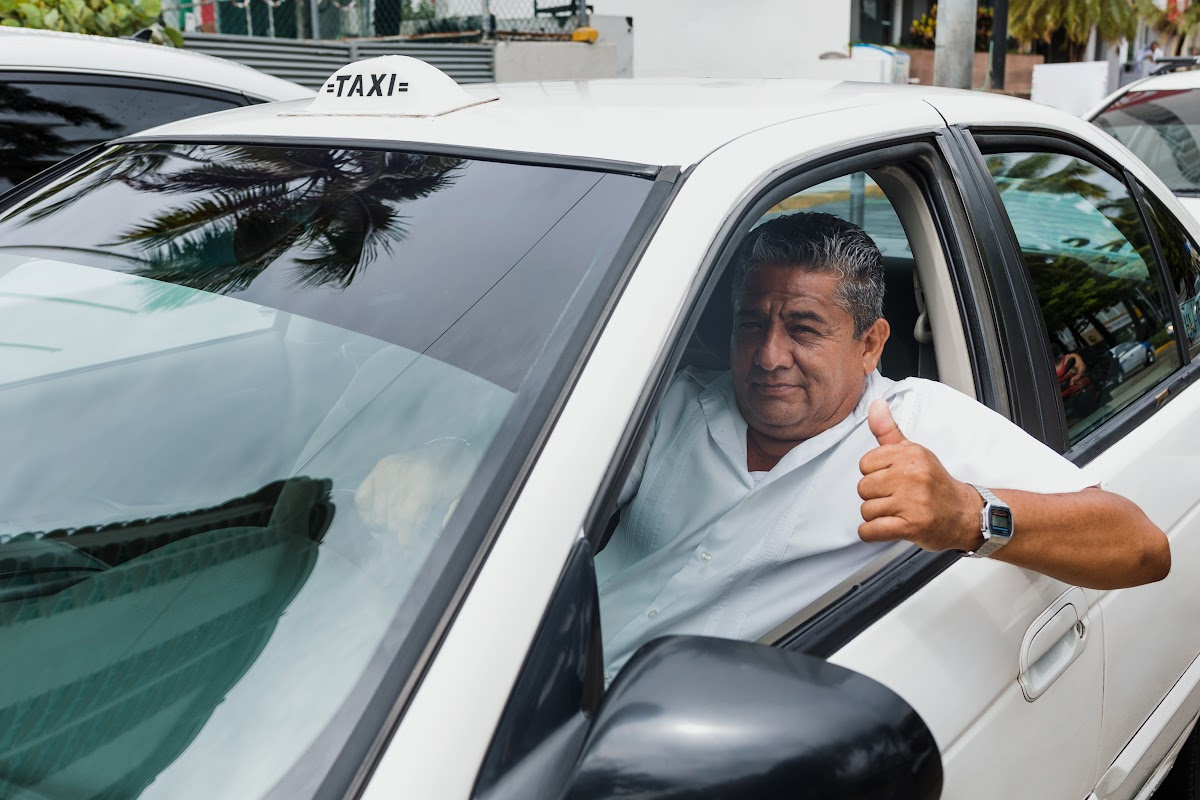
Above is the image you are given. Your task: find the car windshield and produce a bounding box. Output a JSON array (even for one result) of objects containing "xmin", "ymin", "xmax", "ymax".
[
  {"xmin": 0, "ymin": 142, "xmax": 655, "ymax": 798},
  {"xmin": 1093, "ymin": 88, "xmax": 1200, "ymax": 194}
]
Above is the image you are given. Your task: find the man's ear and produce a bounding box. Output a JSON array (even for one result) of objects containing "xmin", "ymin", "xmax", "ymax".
[{"xmin": 861, "ymin": 317, "xmax": 890, "ymax": 374}]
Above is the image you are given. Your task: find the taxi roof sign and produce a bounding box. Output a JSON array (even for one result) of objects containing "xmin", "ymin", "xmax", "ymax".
[{"xmin": 294, "ymin": 56, "xmax": 498, "ymax": 118}]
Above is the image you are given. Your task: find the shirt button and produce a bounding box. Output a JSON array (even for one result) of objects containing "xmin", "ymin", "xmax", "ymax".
[
  {"xmin": 700, "ymin": 552, "xmax": 712, "ymax": 562},
  {"xmin": 603, "ymin": 671, "xmax": 611, "ymax": 682},
  {"xmin": 646, "ymin": 609, "xmax": 658, "ymax": 619}
]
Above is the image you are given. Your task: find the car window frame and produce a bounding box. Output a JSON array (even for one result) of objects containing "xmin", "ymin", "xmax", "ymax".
[
  {"xmin": 0, "ymin": 69, "xmax": 254, "ymax": 108},
  {"xmin": 967, "ymin": 128, "xmax": 1191, "ymax": 464},
  {"xmin": 585, "ymin": 132, "xmax": 989, "ymax": 660}
]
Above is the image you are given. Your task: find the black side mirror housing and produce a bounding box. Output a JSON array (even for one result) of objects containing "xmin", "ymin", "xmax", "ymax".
[{"xmin": 562, "ymin": 635, "xmax": 942, "ymax": 800}]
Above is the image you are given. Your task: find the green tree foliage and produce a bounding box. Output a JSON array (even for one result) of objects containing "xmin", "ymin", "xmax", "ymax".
[
  {"xmin": 0, "ymin": 0, "xmax": 183, "ymax": 46},
  {"xmin": 1137, "ymin": 0, "xmax": 1200, "ymax": 54},
  {"xmin": 1009, "ymin": 0, "xmax": 1137, "ymax": 49},
  {"xmin": 405, "ymin": 0, "xmax": 434, "ymax": 20}
]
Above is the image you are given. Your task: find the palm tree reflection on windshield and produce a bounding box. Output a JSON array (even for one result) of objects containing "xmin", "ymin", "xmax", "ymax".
[{"xmin": 108, "ymin": 146, "xmax": 465, "ymax": 296}]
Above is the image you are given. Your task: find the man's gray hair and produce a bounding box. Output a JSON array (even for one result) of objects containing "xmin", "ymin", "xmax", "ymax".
[{"xmin": 730, "ymin": 211, "xmax": 886, "ymax": 338}]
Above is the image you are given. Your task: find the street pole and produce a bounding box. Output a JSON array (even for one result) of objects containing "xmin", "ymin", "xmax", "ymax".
[
  {"xmin": 309, "ymin": 0, "xmax": 321, "ymax": 39},
  {"xmin": 576, "ymin": 0, "xmax": 588, "ymax": 27},
  {"xmin": 991, "ymin": 0, "xmax": 1009, "ymax": 91},
  {"xmin": 481, "ymin": 0, "xmax": 493, "ymax": 39},
  {"xmin": 933, "ymin": 0, "xmax": 977, "ymax": 88}
]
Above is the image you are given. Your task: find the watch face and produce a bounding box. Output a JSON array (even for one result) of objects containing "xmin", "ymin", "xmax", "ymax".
[{"xmin": 989, "ymin": 507, "xmax": 1012, "ymax": 536}]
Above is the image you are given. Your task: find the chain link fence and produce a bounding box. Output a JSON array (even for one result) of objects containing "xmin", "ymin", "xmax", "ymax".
[{"xmin": 164, "ymin": 0, "xmax": 587, "ymax": 41}]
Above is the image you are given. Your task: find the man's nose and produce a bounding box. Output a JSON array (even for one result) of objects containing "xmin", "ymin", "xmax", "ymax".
[{"xmin": 755, "ymin": 325, "xmax": 792, "ymax": 371}]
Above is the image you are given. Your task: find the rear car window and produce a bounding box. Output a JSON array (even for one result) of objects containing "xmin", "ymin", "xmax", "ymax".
[{"xmin": 0, "ymin": 142, "xmax": 655, "ymax": 799}]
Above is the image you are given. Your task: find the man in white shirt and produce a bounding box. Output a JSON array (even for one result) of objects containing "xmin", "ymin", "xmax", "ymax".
[
  {"xmin": 356, "ymin": 211, "xmax": 1170, "ymax": 676},
  {"xmin": 594, "ymin": 211, "xmax": 1169, "ymax": 675}
]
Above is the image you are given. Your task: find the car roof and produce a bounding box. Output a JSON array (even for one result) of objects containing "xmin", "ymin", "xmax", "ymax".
[
  {"xmin": 1119, "ymin": 68, "xmax": 1200, "ymax": 91},
  {"xmin": 0, "ymin": 28, "xmax": 313, "ymax": 102},
  {"xmin": 127, "ymin": 72, "xmax": 996, "ymax": 167}
]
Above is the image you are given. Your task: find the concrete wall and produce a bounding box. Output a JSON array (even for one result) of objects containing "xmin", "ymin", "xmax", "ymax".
[
  {"xmin": 627, "ymin": 0, "xmax": 852, "ymax": 78},
  {"xmin": 494, "ymin": 40, "xmax": 619, "ymax": 82},
  {"xmin": 591, "ymin": 14, "xmax": 633, "ymax": 78}
]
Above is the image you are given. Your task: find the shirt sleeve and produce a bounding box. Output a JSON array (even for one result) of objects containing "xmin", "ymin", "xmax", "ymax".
[{"xmin": 890, "ymin": 379, "xmax": 1093, "ymax": 495}]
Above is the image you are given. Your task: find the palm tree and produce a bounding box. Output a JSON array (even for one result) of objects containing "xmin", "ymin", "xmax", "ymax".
[
  {"xmin": 1009, "ymin": 0, "xmax": 1137, "ymax": 60},
  {"xmin": 100, "ymin": 144, "xmax": 464, "ymax": 296},
  {"xmin": 986, "ymin": 152, "xmax": 1110, "ymax": 201}
]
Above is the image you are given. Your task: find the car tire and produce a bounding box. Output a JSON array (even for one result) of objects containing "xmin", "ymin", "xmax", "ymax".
[{"xmin": 1156, "ymin": 722, "xmax": 1200, "ymax": 799}]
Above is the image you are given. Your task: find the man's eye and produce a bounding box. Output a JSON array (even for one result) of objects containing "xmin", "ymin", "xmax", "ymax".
[
  {"xmin": 738, "ymin": 321, "xmax": 762, "ymax": 330},
  {"xmin": 791, "ymin": 326, "xmax": 818, "ymax": 336}
]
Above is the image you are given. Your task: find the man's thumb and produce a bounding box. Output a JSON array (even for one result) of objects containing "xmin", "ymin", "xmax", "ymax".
[{"xmin": 868, "ymin": 398, "xmax": 907, "ymax": 446}]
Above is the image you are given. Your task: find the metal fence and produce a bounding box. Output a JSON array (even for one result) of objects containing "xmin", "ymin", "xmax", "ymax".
[
  {"xmin": 165, "ymin": 0, "xmax": 586, "ymax": 42},
  {"xmin": 181, "ymin": 32, "xmax": 495, "ymax": 86}
]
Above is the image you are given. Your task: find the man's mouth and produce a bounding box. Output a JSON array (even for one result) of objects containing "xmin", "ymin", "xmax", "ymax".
[{"xmin": 752, "ymin": 382, "xmax": 800, "ymax": 395}]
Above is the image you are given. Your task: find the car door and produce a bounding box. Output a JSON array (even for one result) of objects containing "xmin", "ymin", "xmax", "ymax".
[
  {"xmin": 959, "ymin": 126, "xmax": 1200, "ymax": 800},
  {"xmin": 763, "ymin": 136, "xmax": 1109, "ymax": 799}
]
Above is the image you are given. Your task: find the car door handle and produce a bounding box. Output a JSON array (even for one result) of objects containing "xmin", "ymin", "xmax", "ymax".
[{"xmin": 1019, "ymin": 586, "xmax": 1089, "ymax": 702}]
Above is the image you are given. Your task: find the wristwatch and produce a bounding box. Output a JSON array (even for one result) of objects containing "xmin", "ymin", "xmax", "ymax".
[{"xmin": 967, "ymin": 484, "xmax": 1013, "ymax": 558}]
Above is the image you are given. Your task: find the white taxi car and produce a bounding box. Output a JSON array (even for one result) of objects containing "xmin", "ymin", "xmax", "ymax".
[
  {"xmin": 0, "ymin": 57, "xmax": 1199, "ymax": 800},
  {"xmin": 0, "ymin": 27, "xmax": 312, "ymax": 192}
]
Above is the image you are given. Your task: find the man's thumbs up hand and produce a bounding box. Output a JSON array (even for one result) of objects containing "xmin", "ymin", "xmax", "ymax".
[
  {"xmin": 867, "ymin": 398, "xmax": 907, "ymax": 446},
  {"xmin": 857, "ymin": 399, "xmax": 980, "ymax": 552}
]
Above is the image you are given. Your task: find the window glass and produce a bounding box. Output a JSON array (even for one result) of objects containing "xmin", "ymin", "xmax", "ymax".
[
  {"xmin": 0, "ymin": 80, "xmax": 242, "ymax": 193},
  {"xmin": 1138, "ymin": 183, "xmax": 1200, "ymax": 357},
  {"xmin": 986, "ymin": 151, "xmax": 1180, "ymax": 443},
  {"xmin": 0, "ymin": 142, "xmax": 653, "ymax": 798},
  {"xmin": 1093, "ymin": 90, "xmax": 1200, "ymax": 195}
]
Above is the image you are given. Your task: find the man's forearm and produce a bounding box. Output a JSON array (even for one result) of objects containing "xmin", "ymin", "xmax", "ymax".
[
  {"xmin": 978, "ymin": 487, "xmax": 1169, "ymax": 590},
  {"xmin": 858, "ymin": 399, "xmax": 1170, "ymax": 591}
]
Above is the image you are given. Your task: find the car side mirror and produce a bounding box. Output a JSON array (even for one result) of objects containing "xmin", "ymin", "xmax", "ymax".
[{"xmin": 562, "ymin": 635, "xmax": 942, "ymax": 800}]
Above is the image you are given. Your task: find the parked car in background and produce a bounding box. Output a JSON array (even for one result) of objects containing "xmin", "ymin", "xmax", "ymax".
[
  {"xmin": 0, "ymin": 27, "xmax": 312, "ymax": 193},
  {"xmin": 1111, "ymin": 339, "xmax": 1156, "ymax": 377},
  {"xmin": 1089, "ymin": 65, "xmax": 1200, "ymax": 219},
  {"xmin": 5, "ymin": 57, "xmax": 1200, "ymax": 800}
]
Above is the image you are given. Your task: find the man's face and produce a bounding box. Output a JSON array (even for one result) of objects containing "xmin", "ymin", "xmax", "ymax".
[{"xmin": 730, "ymin": 263, "xmax": 889, "ymax": 445}]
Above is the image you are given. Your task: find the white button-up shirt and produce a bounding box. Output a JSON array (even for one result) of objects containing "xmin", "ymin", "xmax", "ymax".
[{"xmin": 595, "ymin": 369, "xmax": 1091, "ymax": 675}]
